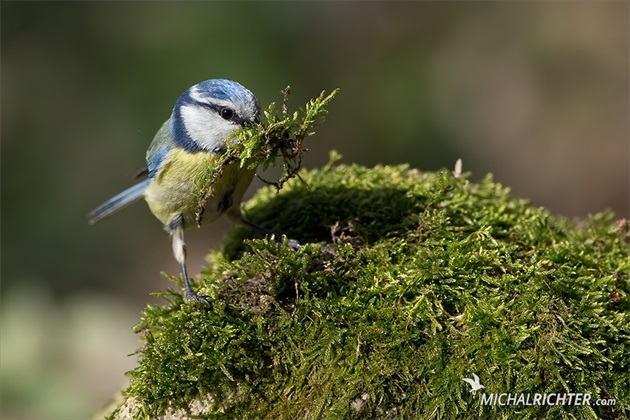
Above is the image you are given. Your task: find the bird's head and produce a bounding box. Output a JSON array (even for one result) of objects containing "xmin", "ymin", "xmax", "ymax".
[{"xmin": 170, "ymin": 79, "xmax": 260, "ymax": 153}]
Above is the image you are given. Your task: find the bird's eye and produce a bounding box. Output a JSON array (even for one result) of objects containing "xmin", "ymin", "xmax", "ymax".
[{"xmin": 220, "ymin": 107, "xmax": 234, "ymax": 120}]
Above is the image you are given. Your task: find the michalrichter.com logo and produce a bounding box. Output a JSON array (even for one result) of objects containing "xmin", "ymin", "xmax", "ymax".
[
  {"xmin": 462, "ymin": 373, "xmax": 617, "ymax": 407},
  {"xmin": 462, "ymin": 374, "xmax": 485, "ymax": 395}
]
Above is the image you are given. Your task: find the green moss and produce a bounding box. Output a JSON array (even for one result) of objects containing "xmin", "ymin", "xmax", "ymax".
[
  {"xmin": 109, "ymin": 155, "xmax": 629, "ymax": 419},
  {"xmin": 195, "ymin": 87, "xmax": 338, "ymax": 225}
]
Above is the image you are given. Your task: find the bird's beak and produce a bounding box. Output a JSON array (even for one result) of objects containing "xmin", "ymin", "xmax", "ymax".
[{"xmin": 242, "ymin": 117, "xmax": 259, "ymax": 129}]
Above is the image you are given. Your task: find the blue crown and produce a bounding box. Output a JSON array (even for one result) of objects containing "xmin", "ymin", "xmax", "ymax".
[{"xmin": 177, "ymin": 79, "xmax": 255, "ymax": 108}]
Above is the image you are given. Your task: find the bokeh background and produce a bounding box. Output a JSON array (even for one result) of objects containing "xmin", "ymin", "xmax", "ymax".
[{"xmin": 2, "ymin": 2, "xmax": 628, "ymax": 418}]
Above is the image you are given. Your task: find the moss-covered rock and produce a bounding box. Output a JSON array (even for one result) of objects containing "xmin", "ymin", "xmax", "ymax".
[{"xmin": 104, "ymin": 156, "xmax": 629, "ymax": 419}]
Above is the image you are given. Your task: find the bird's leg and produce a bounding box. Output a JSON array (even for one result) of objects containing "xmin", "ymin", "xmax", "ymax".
[
  {"xmin": 228, "ymin": 210, "xmax": 300, "ymax": 249},
  {"xmin": 171, "ymin": 221, "xmax": 210, "ymax": 305},
  {"xmin": 239, "ymin": 216, "xmax": 272, "ymax": 235}
]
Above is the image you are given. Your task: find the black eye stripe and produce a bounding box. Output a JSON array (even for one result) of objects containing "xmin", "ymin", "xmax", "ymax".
[
  {"xmin": 199, "ymin": 102, "xmax": 229, "ymax": 114},
  {"xmin": 199, "ymin": 102, "xmax": 238, "ymax": 122},
  {"xmin": 196, "ymin": 101, "xmax": 251, "ymax": 127}
]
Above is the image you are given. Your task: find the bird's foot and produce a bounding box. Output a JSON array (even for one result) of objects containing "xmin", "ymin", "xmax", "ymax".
[
  {"xmin": 286, "ymin": 238, "xmax": 301, "ymax": 250},
  {"xmin": 186, "ymin": 290, "xmax": 211, "ymax": 306},
  {"xmin": 273, "ymin": 235, "xmax": 300, "ymax": 250}
]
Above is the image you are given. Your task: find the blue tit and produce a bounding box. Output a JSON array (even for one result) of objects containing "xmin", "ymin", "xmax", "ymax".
[{"xmin": 88, "ymin": 79, "xmax": 263, "ymax": 304}]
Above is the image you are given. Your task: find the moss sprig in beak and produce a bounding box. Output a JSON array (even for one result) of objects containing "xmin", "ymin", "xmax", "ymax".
[{"xmin": 195, "ymin": 86, "xmax": 339, "ymax": 225}]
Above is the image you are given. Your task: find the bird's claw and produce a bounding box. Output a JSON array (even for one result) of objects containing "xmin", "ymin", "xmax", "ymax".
[
  {"xmin": 287, "ymin": 238, "xmax": 301, "ymax": 250},
  {"xmin": 273, "ymin": 235, "xmax": 300, "ymax": 250},
  {"xmin": 186, "ymin": 291, "xmax": 211, "ymax": 306}
]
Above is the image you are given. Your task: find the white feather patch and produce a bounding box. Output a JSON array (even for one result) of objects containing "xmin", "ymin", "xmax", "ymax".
[
  {"xmin": 180, "ymin": 104, "xmax": 236, "ymax": 151},
  {"xmin": 171, "ymin": 226, "xmax": 186, "ymax": 264},
  {"xmin": 189, "ymin": 85, "xmax": 204, "ymax": 103}
]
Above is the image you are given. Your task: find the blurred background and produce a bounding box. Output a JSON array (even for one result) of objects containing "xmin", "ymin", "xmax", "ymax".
[{"xmin": 1, "ymin": 2, "xmax": 628, "ymax": 418}]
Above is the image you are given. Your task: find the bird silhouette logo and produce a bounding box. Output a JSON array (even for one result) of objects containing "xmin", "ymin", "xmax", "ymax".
[{"xmin": 462, "ymin": 373, "xmax": 485, "ymax": 394}]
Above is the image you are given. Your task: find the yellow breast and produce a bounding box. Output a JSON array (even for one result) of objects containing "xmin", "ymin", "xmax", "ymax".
[{"xmin": 144, "ymin": 148, "xmax": 254, "ymax": 227}]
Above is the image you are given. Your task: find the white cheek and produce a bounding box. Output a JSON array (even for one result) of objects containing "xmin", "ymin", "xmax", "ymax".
[{"xmin": 180, "ymin": 105, "xmax": 235, "ymax": 151}]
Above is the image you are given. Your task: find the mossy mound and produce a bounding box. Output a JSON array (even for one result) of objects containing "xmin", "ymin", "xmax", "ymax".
[{"xmin": 107, "ymin": 157, "xmax": 629, "ymax": 419}]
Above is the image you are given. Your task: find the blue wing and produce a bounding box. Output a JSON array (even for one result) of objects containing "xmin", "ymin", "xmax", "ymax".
[
  {"xmin": 88, "ymin": 179, "xmax": 150, "ymax": 224},
  {"xmin": 146, "ymin": 119, "xmax": 175, "ymax": 178}
]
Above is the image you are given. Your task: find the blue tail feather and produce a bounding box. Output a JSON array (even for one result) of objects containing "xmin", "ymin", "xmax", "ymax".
[{"xmin": 88, "ymin": 179, "xmax": 150, "ymax": 225}]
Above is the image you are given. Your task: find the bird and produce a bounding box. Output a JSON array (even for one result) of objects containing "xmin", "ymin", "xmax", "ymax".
[
  {"xmin": 88, "ymin": 78, "xmax": 265, "ymax": 304},
  {"xmin": 462, "ymin": 373, "xmax": 485, "ymax": 394}
]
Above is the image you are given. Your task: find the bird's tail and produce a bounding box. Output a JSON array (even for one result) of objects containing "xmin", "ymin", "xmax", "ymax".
[{"xmin": 88, "ymin": 179, "xmax": 150, "ymax": 225}]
